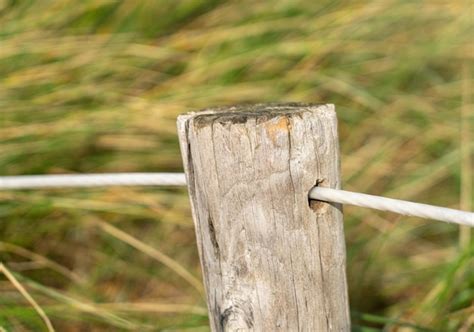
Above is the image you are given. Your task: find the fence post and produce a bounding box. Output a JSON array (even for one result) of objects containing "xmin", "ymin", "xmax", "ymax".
[{"xmin": 177, "ymin": 103, "xmax": 350, "ymax": 331}]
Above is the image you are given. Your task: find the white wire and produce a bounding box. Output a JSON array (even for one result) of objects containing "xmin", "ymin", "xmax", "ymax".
[
  {"xmin": 309, "ymin": 187, "xmax": 474, "ymax": 227},
  {"xmin": 0, "ymin": 173, "xmax": 186, "ymax": 189},
  {"xmin": 0, "ymin": 172, "xmax": 472, "ymax": 227}
]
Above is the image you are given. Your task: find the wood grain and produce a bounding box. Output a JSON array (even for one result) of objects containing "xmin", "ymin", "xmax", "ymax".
[{"xmin": 177, "ymin": 104, "xmax": 350, "ymax": 331}]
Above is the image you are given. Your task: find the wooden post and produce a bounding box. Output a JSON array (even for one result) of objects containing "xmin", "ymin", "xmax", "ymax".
[{"xmin": 177, "ymin": 104, "xmax": 350, "ymax": 331}]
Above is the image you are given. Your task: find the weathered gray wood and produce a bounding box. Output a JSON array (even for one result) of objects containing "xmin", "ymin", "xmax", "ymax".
[{"xmin": 177, "ymin": 103, "xmax": 350, "ymax": 331}]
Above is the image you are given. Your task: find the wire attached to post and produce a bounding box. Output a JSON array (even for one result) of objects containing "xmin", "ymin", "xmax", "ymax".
[
  {"xmin": 309, "ymin": 187, "xmax": 474, "ymax": 227},
  {"xmin": 0, "ymin": 172, "xmax": 472, "ymax": 227}
]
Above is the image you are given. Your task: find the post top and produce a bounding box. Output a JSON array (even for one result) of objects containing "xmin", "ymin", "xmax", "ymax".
[{"xmin": 178, "ymin": 103, "xmax": 334, "ymax": 127}]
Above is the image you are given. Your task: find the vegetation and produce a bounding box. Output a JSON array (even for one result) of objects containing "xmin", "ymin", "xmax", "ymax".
[{"xmin": 0, "ymin": 0, "xmax": 472, "ymax": 330}]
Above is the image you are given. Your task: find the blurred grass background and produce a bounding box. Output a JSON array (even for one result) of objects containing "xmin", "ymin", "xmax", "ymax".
[{"xmin": 0, "ymin": 0, "xmax": 473, "ymax": 331}]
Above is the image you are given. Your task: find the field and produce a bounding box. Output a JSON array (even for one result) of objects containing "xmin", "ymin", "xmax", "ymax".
[{"xmin": 0, "ymin": 1, "xmax": 472, "ymax": 331}]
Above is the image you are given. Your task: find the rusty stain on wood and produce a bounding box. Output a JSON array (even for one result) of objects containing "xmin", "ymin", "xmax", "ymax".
[{"xmin": 265, "ymin": 116, "xmax": 290, "ymax": 144}]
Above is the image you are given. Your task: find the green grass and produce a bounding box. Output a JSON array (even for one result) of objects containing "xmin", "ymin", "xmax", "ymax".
[{"xmin": 0, "ymin": 0, "xmax": 473, "ymax": 330}]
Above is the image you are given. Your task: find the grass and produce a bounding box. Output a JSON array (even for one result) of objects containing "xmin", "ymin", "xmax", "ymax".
[{"xmin": 0, "ymin": 0, "xmax": 473, "ymax": 330}]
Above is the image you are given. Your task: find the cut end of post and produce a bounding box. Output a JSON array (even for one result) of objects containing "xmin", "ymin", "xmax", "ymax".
[{"xmin": 178, "ymin": 102, "xmax": 335, "ymax": 125}]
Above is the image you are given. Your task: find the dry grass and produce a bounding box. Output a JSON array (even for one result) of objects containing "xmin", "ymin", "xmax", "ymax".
[
  {"xmin": 0, "ymin": 263, "xmax": 54, "ymax": 331},
  {"xmin": 0, "ymin": 0, "xmax": 472, "ymax": 330}
]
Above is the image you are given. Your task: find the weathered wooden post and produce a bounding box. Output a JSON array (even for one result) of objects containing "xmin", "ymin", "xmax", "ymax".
[{"xmin": 177, "ymin": 103, "xmax": 350, "ymax": 331}]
